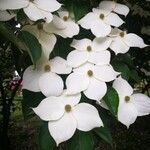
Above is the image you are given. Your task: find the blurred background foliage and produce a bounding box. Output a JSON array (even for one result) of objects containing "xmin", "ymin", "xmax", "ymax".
[{"xmin": 0, "ymin": 0, "xmax": 149, "ymax": 150}]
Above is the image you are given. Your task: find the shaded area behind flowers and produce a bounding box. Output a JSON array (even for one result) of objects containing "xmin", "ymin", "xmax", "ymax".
[{"xmin": 1, "ymin": 101, "xmax": 150, "ymax": 150}]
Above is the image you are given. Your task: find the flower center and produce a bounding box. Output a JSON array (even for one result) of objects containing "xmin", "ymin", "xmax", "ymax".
[
  {"xmin": 37, "ymin": 23, "xmax": 43, "ymax": 30},
  {"xmin": 99, "ymin": 14, "xmax": 105, "ymax": 20},
  {"xmin": 119, "ymin": 32, "xmax": 125, "ymax": 37},
  {"xmin": 87, "ymin": 46, "xmax": 92, "ymax": 52},
  {"xmin": 29, "ymin": 0, "xmax": 34, "ymax": 2},
  {"xmin": 87, "ymin": 70, "xmax": 93, "ymax": 77},
  {"xmin": 44, "ymin": 65, "xmax": 51, "ymax": 72},
  {"xmin": 65, "ymin": 104, "xmax": 72, "ymax": 112},
  {"xmin": 63, "ymin": 16, "xmax": 68, "ymax": 21},
  {"xmin": 125, "ymin": 96, "xmax": 130, "ymax": 103}
]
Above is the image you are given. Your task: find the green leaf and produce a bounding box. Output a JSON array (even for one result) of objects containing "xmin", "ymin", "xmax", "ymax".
[
  {"xmin": 130, "ymin": 69, "xmax": 141, "ymax": 83},
  {"xmin": 39, "ymin": 122, "xmax": 56, "ymax": 150},
  {"xmin": 18, "ymin": 31, "xmax": 42, "ymax": 65},
  {"xmin": 22, "ymin": 90, "xmax": 45, "ymax": 120},
  {"xmin": 0, "ymin": 22, "xmax": 24, "ymax": 51},
  {"xmin": 94, "ymin": 127, "xmax": 113, "ymax": 146},
  {"xmin": 65, "ymin": 130, "xmax": 94, "ymax": 150},
  {"xmin": 103, "ymin": 87, "xmax": 119, "ymax": 116},
  {"xmin": 62, "ymin": 0, "xmax": 90, "ymax": 21},
  {"xmin": 112, "ymin": 61, "xmax": 130, "ymax": 80},
  {"xmin": 72, "ymin": 0, "xmax": 91, "ymax": 21}
]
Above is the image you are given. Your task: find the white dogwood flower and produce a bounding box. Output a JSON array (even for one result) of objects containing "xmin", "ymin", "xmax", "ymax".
[
  {"xmin": 99, "ymin": 1, "xmax": 129, "ymax": 16},
  {"xmin": 109, "ymin": 28, "xmax": 148, "ymax": 54},
  {"xmin": 113, "ymin": 76, "xmax": 150, "ymax": 128},
  {"xmin": 23, "ymin": 56, "xmax": 72, "ymax": 97},
  {"xmin": 78, "ymin": 8, "xmax": 124, "ymax": 37},
  {"xmin": 67, "ymin": 38, "xmax": 112, "ymax": 68},
  {"xmin": 0, "ymin": 10, "xmax": 16, "ymax": 21},
  {"xmin": 43, "ymin": 10, "xmax": 79, "ymax": 38},
  {"xmin": 23, "ymin": 24, "xmax": 56, "ymax": 60},
  {"xmin": 33, "ymin": 91, "xmax": 103, "ymax": 145},
  {"xmin": 66, "ymin": 63, "xmax": 119, "ymax": 101},
  {"xmin": 0, "ymin": 0, "xmax": 61, "ymax": 23}
]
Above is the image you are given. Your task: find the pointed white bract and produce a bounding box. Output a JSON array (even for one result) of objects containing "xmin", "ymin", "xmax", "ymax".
[
  {"xmin": 33, "ymin": 91, "xmax": 103, "ymax": 145},
  {"xmin": 67, "ymin": 38, "xmax": 112, "ymax": 68},
  {"xmin": 113, "ymin": 76, "xmax": 150, "ymax": 128},
  {"xmin": 22, "ymin": 24, "xmax": 57, "ymax": 60},
  {"xmin": 0, "ymin": 10, "xmax": 16, "ymax": 21},
  {"xmin": 43, "ymin": 10, "xmax": 80, "ymax": 38},
  {"xmin": 22, "ymin": 56, "xmax": 72, "ymax": 97},
  {"xmin": 78, "ymin": 8, "xmax": 124, "ymax": 37},
  {"xmin": 66, "ymin": 63, "xmax": 119, "ymax": 101},
  {"xmin": 0, "ymin": 0, "xmax": 61, "ymax": 23},
  {"xmin": 99, "ymin": 1, "xmax": 130, "ymax": 16},
  {"xmin": 109, "ymin": 28, "xmax": 148, "ymax": 54}
]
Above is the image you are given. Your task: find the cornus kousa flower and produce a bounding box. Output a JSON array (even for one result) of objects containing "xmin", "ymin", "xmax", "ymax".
[
  {"xmin": 78, "ymin": 8, "xmax": 124, "ymax": 37},
  {"xmin": 33, "ymin": 91, "xmax": 103, "ymax": 145},
  {"xmin": 0, "ymin": 10, "xmax": 16, "ymax": 21},
  {"xmin": 23, "ymin": 56, "xmax": 72, "ymax": 97},
  {"xmin": 67, "ymin": 38, "xmax": 112, "ymax": 68},
  {"xmin": 43, "ymin": 10, "xmax": 79, "ymax": 38},
  {"xmin": 66, "ymin": 63, "xmax": 119, "ymax": 101},
  {"xmin": 99, "ymin": 1, "xmax": 130, "ymax": 16},
  {"xmin": 23, "ymin": 23, "xmax": 56, "ymax": 60},
  {"xmin": 0, "ymin": 0, "xmax": 61, "ymax": 22},
  {"xmin": 113, "ymin": 76, "xmax": 150, "ymax": 128},
  {"xmin": 109, "ymin": 28, "xmax": 148, "ymax": 54}
]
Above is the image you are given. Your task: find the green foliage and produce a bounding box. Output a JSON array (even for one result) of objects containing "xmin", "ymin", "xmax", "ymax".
[
  {"xmin": 112, "ymin": 61, "xmax": 130, "ymax": 80},
  {"xmin": 38, "ymin": 122, "xmax": 56, "ymax": 150},
  {"xmin": 62, "ymin": 0, "xmax": 91, "ymax": 21},
  {"xmin": 18, "ymin": 31, "xmax": 42, "ymax": 66},
  {"xmin": 103, "ymin": 87, "xmax": 119, "ymax": 117},
  {"xmin": 0, "ymin": 23, "xmax": 24, "ymax": 51},
  {"xmin": 94, "ymin": 127, "xmax": 113, "ymax": 146},
  {"xmin": 65, "ymin": 130, "xmax": 94, "ymax": 150},
  {"xmin": 22, "ymin": 90, "xmax": 45, "ymax": 120}
]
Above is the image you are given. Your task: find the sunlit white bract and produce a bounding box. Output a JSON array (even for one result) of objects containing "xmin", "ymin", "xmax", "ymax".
[
  {"xmin": 33, "ymin": 91, "xmax": 103, "ymax": 145},
  {"xmin": 23, "ymin": 56, "xmax": 72, "ymax": 97},
  {"xmin": 67, "ymin": 38, "xmax": 112, "ymax": 68},
  {"xmin": 109, "ymin": 28, "xmax": 148, "ymax": 54},
  {"xmin": 43, "ymin": 10, "xmax": 79, "ymax": 38},
  {"xmin": 66, "ymin": 63, "xmax": 119, "ymax": 101},
  {"xmin": 113, "ymin": 76, "xmax": 150, "ymax": 128},
  {"xmin": 0, "ymin": 0, "xmax": 61, "ymax": 22}
]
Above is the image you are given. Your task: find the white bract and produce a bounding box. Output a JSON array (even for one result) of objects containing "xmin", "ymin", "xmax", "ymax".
[
  {"xmin": 109, "ymin": 28, "xmax": 148, "ymax": 54},
  {"xmin": 33, "ymin": 91, "xmax": 103, "ymax": 145},
  {"xmin": 0, "ymin": 0, "xmax": 61, "ymax": 23},
  {"xmin": 0, "ymin": 10, "xmax": 16, "ymax": 21},
  {"xmin": 113, "ymin": 76, "xmax": 150, "ymax": 128},
  {"xmin": 43, "ymin": 11, "xmax": 80, "ymax": 38},
  {"xmin": 23, "ymin": 56, "xmax": 72, "ymax": 97},
  {"xmin": 66, "ymin": 63, "xmax": 119, "ymax": 101},
  {"xmin": 67, "ymin": 38, "xmax": 112, "ymax": 68},
  {"xmin": 99, "ymin": 1, "xmax": 130, "ymax": 16},
  {"xmin": 78, "ymin": 8, "xmax": 124, "ymax": 37},
  {"xmin": 23, "ymin": 24, "xmax": 56, "ymax": 60}
]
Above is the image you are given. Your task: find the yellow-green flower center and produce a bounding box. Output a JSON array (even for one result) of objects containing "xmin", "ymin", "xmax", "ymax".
[
  {"xmin": 65, "ymin": 104, "xmax": 72, "ymax": 112},
  {"xmin": 119, "ymin": 32, "xmax": 125, "ymax": 37},
  {"xmin": 99, "ymin": 14, "xmax": 105, "ymax": 20},
  {"xmin": 44, "ymin": 65, "xmax": 51, "ymax": 72},
  {"xmin": 87, "ymin": 70, "xmax": 93, "ymax": 77},
  {"xmin": 125, "ymin": 96, "xmax": 130, "ymax": 103},
  {"xmin": 37, "ymin": 23, "xmax": 43, "ymax": 30},
  {"xmin": 87, "ymin": 46, "xmax": 92, "ymax": 52},
  {"xmin": 63, "ymin": 16, "xmax": 68, "ymax": 21}
]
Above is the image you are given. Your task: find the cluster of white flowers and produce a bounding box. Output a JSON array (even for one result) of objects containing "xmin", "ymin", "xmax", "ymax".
[{"xmin": 1, "ymin": 0, "xmax": 150, "ymax": 146}]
